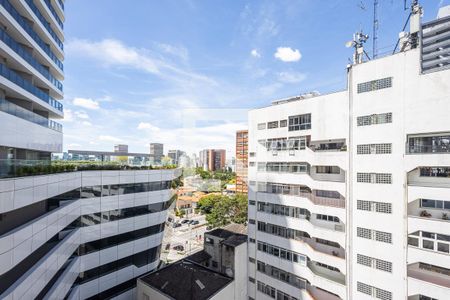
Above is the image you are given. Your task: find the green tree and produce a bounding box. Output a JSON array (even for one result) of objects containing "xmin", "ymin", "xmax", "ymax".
[{"xmin": 198, "ymin": 194, "xmax": 248, "ymax": 228}]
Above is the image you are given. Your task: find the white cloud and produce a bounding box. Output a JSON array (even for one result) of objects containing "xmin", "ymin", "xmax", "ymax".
[
  {"xmin": 274, "ymin": 47, "xmax": 302, "ymax": 62},
  {"xmin": 82, "ymin": 121, "xmax": 92, "ymax": 126},
  {"xmin": 137, "ymin": 122, "xmax": 160, "ymax": 132},
  {"xmin": 74, "ymin": 111, "xmax": 90, "ymax": 119},
  {"xmin": 251, "ymin": 49, "xmax": 261, "ymax": 58},
  {"xmin": 259, "ymin": 82, "xmax": 283, "ymax": 96},
  {"xmin": 99, "ymin": 135, "xmax": 122, "ymax": 143},
  {"xmin": 278, "ymin": 71, "xmax": 307, "ymax": 83},
  {"xmin": 64, "ymin": 109, "xmax": 74, "ymax": 122},
  {"xmin": 66, "ymin": 39, "xmax": 215, "ymax": 86},
  {"xmin": 73, "ymin": 97, "xmax": 100, "ymax": 110},
  {"xmin": 156, "ymin": 43, "xmax": 189, "ymax": 61},
  {"xmin": 68, "ymin": 143, "xmax": 81, "ymax": 148}
]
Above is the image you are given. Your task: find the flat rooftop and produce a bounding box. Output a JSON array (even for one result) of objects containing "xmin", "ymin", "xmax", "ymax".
[
  {"xmin": 68, "ymin": 149, "xmax": 153, "ymax": 157},
  {"xmin": 206, "ymin": 223, "xmax": 247, "ymax": 247},
  {"xmin": 139, "ymin": 260, "xmax": 233, "ymax": 300}
]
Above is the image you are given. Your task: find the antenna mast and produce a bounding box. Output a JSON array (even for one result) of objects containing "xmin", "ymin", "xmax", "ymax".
[{"xmin": 372, "ymin": 0, "xmax": 379, "ymax": 58}]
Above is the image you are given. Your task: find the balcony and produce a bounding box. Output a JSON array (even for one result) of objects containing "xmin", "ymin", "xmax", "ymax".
[
  {"xmin": 0, "ymin": 29, "xmax": 62, "ymax": 91},
  {"xmin": 0, "ymin": 0, "xmax": 64, "ymax": 70},
  {"xmin": 408, "ymin": 262, "xmax": 450, "ymax": 289},
  {"xmin": 408, "ymin": 167, "xmax": 450, "ymax": 188},
  {"xmin": 407, "ymin": 133, "xmax": 450, "ymax": 154},
  {"xmin": 24, "ymin": 0, "xmax": 63, "ymax": 50},
  {"xmin": 309, "ymin": 139, "xmax": 347, "ymax": 152},
  {"xmin": 43, "ymin": 0, "xmax": 64, "ymax": 29},
  {"xmin": 0, "ymin": 63, "xmax": 63, "ymax": 112},
  {"xmin": 0, "ymin": 99, "xmax": 62, "ymax": 131}
]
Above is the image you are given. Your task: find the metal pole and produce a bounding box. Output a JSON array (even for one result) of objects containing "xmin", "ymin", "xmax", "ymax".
[{"xmin": 373, "ymin": 0, "xmax": 379, "ymax": 58}]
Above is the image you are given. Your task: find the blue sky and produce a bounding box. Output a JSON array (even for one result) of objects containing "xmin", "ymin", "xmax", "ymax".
[{"xmin": 62, "ymin": 0, "xmax": 448, "ymax": 157}]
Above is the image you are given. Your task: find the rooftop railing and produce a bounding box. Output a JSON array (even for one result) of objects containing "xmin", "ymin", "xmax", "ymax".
[
  {"xmin": 0, "ymin": 98, "xmax": 62, "ymax": 132},
  {"xmin": 0, "ymin": 29, "xmax": 63, "ymax": 91},
  {"xmin": 0, "ymin": 63, "xmax": 63, "ymax": 112},
  {"xmin": 0, "ymin": 0, "xmax": 64, "ymax": 70},
  {"xmin": 24, "ymin": 0, "xmax": 63, "ymax": 50},
  {"xmin": 43, "ymin": 0, "xmax": 63, "ymax": 29}
]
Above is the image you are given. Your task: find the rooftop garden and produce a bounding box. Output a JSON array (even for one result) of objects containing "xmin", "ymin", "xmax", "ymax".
[{"xmin": 0, "ymin": 160, "xmax": 178, "ymax": 179}]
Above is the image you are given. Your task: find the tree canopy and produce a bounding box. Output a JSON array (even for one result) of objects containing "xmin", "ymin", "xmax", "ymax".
[{"xmin": 197, "ymin": 193, "xmax": 248, "ymax": 228}]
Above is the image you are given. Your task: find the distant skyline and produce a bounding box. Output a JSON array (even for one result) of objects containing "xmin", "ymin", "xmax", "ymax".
[{"xmin": 62, "ymin": 0, "xmax": 448, "ymax": 156}]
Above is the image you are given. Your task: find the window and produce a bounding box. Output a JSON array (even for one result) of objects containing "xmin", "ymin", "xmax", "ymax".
[
  {"xmin": 420, "ymin": 167, "xmax": 450, "ymax": 178},
  {"xmin": 258, "ymin": 123, "xmax": 266, "ymax": 130},
  {"xmin": 249, "ymin": 219, "xmax": 256, "ymax": 224},
  {"xmin": 268, "ymin": 121, "xmax": 279, "ymax": 129},
  {"xmin": 316, "ymin": 166, "xmax": 340, "ymax": 174},
  {"xmin": 407, "ymin": 133, "xmax": 450, "ymax": 154},
  {"xmin": 357, "ymin": 77, "xmax": 392, "ymax": 93},
  {"xmin": 357, "ymin": 200, "xmax": 392, "ymax": 214},
  {"xmin": 357, "ymin": 172, "xmax": 392, "ymax": 184},
  {"xmin": 257, "ymin": 241, "xmax": 307, "ymax": 266},
  {"xmin": 421, "ymin": 198, "xmax": 450, "ymax": 209},
  {"xmin": 357, "ymin": 112, "xmax": 392, "ymax": 126},
  {"xmin": 423, "ymin": 240, "xmax": 434, "ymax": 250},
  {"xmin": 357, "ymin": 254, "xmax": 393, "ymax": 272},
  {"xmin": 249, "ymin": 238, "xmax": 256, "ymax": 243},
  {"xmin": 357, "ymin": 227, "xmax": 372, "ymax": 239},
  {"xmin": 408, "ymin": 237, "xmax": 419, "ymax": 247},
  {"xmin": 438, "ymin": 243, "xmax": 449, "ymax": 253},
  {"xmin": 357, "ymin": 143, "xmax": 392, "ymax": 154},
  {"xmin": 249, "ymin": 152, "xmax": 256, "ymax": 157},
  {"xmin": 249, "ymin": 162, "xmax": 255, "ymax": 167},
  {"xmin": 249, "ymin": 257, "xmax": 256, "ymax": 263},
  {"xmin": 357, "ymin": 282, "xmax": 392, "ymax": 300},
  {"xmin": 280, "ymin": 119, "xmax": 287, "ymax": 127},
  {"xmin": 288, "ymin": 114, "xmax": 311, "ymax": 131},
  {"xmin": 249, "ymin": 200, "xmax": 255, "ymax": 206},
  {"xmin": 249, "ymin": 276, "xmax": 255, "ymax": 283},
  {"xmin": 375, "ymin": 231, "xmax": 392, "ymax": 244},
  {"xmin": 357, "ymin": 200, "xmax": 371, "ymax": 211},
  {"xmin": 316, "ymin": 214, "xmax": 340, "ymax": 223}
]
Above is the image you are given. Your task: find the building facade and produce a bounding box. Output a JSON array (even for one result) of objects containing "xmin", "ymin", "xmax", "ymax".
[
  {"xmin": 150, "ymin": 143, "xmax": 164, "ymax": 164},
  {"xmin": 236, "ymin": 130, "xmax": 248, "ymax": 193},
  {"xmin": 0, "ymin": 0, "xmax": 64, "ymax": 177},
  {"xmin": 199, "ymin": 149, "xmax": 226, "ymax": 172},
  {"xmin": 167, "ymin": 149, "xmax": 185, "ymax": 166},
  {"xmin": 248, "ymin": 6, "xmax": 450, "ymax": 300}
]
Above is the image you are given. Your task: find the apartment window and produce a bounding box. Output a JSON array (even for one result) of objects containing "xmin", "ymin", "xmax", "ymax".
[
  {"xmin": 280, "ymin": 119, "xmax": 287, "ymax": 127},
  {"xmin": 257, "ymin": 241, "xmax": 307, "ymax": 266},
  {"xmin": 357, "ymin": 254, "xmax": 372, "ymax": 267},
  {"xmin": 249, "ymin": 200, "xmax": 255, "ymax": 205},
  {"xmin": 258, "ymin": 123, "xmax": 266, "ymax": 130},
  {"xmin": 248, "ymin": 277, "xmax": 255, "ymax": 283},
  {"xmin": 315, "ymin": 190, "xmax": 340, "ymax": 199},
  {"xmin": 408, "ymin": 237, "xmax": 419, "ymax": 247},
  {"xmin": 375, "ymin": 202, "xmax": 392, "ymax": 213},
  {"xmin": 249, "ymin": 238, "xmax": 256, "ymax": 243},
  {"xmin": 407, "ymin": 133, "xmax": 450, "ymax": 154},
  {"xmin": 420, "ymin": 199, "xmax": 450, "ymax": 209},
  {"xmin": 358, "ymin": 254, "xmax": 392, "ymax": 272},
  {"xmin": 249, "ymin": 257, "xmax": 256, "ymax": 263},
  {"xmin": 257, "ymin": 281, "xmax": 276, "ymax": 298},
  {"xmin": 357, "ymin": 143, "xmax": 392, "ymax": 154},
  {"xmin": 375, "ymin": 231, "xmax": 392, "ymax": 244},
  {"xmin": 357, "ymin": 282, "xmax": 392, "ymax": 300},
  {"xmin": 357, "ymin": 227, "xmax": 372, "ymax": 239},
  {"xmin": 357, "ymin": 112, "xmax": 392, "ymax": 126},
  {"xmin": 357, "ymin": 200, "xmax": 371, "ymax": 211},
  {"xmin": 288, "ymin": 114, "xmax": 311, "ymax": 131},
  {"xmin": 316, "ymin": 214, "xmax": 340, "ymax": 223},
  {"xmin": 420, "ymin": 167, "xmax": 450, "ymax": 178},
  {"xmin": 268, "ymin": 121, "xmax": 279, "ymax": 129},
  {"xmin": 249, "ymin": 152, "xmax": 256, "ymax": 157},
  {"xmin": 357, "ymin": 77, "xmax": 392, "ymax": 93},
  {"xmin": 438, "ymin": 243, "xmax": 449, "ymax": 253},
  {"xmin": 249, "ymin": 219, "xmax": 256, "ymax": 224},
  {"xmin": 357, "ymin": 200, "xmax": 392, "ymax": 214},
  {"xmin": 357, "ymin": 172, "xmax": 392, "ymax": 184},
  {"xmin": 316, "ymin": 166, "xmax": 340, "ymax": 174},
  {"xmin": 419, "ymin": 296, "xmax": 438, "ymax": 300},
  {"xmin": 249, "ymin": 162, "xmax": 255, "ymax": 167}
]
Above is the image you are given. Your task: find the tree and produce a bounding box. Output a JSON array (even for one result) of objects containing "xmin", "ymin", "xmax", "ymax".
[{"xmin": 198, "ymin": 194, "xmax": 248, "ymax": 228}]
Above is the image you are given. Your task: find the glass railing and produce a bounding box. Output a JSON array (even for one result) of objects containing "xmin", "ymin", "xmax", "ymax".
[
  {"xmin": 57, "ymin": 0, "xmax": 64, "ymax": 11},
  {"xmin": 0, "ymin": 98, "xmax": 63, "ymax": 132},
  {"xmin": 0, "ymin": 63, "xmax": 63, "ymax": 112},
  {"xmin": 0, "ymin": 0, "xmax": 63, "ymax": 70},
  {"xmin": 0, "ymin": 158, "xmax": 50, "ymax": 178},
  {"xmin": 24, "ymin": 0, "xmax": 63, "ymax": 50},
  {"xmin": 0, "ymin": 29, "xmax": 63, "ymax": 91},
  {"xmin": 43, "ymin": 0, "xmax": 63, "ymax": 29}
]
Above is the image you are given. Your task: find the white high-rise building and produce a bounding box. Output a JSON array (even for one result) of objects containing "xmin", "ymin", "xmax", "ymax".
[
  {"xmin": 0, "ymin": 1, "xmax": 182, "ymax": 299},
  {"xmin": 248, "ymin": 5, "xmax": 450, "ymax": 300}
]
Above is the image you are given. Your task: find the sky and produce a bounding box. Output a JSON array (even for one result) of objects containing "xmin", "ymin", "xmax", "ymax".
[{"xmin": 62, "ymin": 0, "xmax": 449, "ymax": 158}]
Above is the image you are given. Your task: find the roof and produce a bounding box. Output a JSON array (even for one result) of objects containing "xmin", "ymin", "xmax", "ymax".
[
  {"xmin": 185, "ymin": 250, "xmax": 211, "ymax": 264},
  {"xmin": 139, "ymin": 260, "xmax": 233, "ymax": 300},
  {"xmin": 206, "ymin": 223, "xmax": 247, "ymax": 247},
  {"xmin": 68, "ymin": 149, "xmax": 153, "ymax": 157}
]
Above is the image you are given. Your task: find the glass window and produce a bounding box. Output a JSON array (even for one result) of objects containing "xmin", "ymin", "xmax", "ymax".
[
  {"xmin": 422, "ymin": 240, "xmax": 434, "ymax": 250},
  {"xmin": 438, "ymin": 243, "xmax": 449, "ymax": 253}
]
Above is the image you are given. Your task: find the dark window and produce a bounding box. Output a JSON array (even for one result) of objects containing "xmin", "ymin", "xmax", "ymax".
[{"xmin": 288, "ymin": 114, "xmax": 311, "ymax": 131}]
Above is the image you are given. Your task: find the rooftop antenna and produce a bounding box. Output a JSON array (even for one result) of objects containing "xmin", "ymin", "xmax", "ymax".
[
  {"xmin": 372, "ymin": 0, "xmax": 379, "ymax": 58},
  {"xmin": 346, "ymin": 30, "xmax": 370, "ymax": 64},
  {"xmin": 392, "ymin": 0, "xmax": 423, "ymax": 53}
]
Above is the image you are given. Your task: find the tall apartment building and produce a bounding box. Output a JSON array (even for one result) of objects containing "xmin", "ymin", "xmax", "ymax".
[
  {"xmin": 199, "ymin": 149, "xmax": 226, "ymax": 172},
  {"xmin": 167, "ymin": 149, "xmax": 185, "ymax": 165},
  {"xmin": 236, "ymin": 130, "xmax": 248, "ymax": 193},
  {"xmin": 114, "ymin": 144, "xmax": 128, "ymax": 153},
  {"xmin": 0, "ymin": 1, "xmax": 182, "ymax": 299},
  {"xmin": 150, "ymin": 143, "xmax": 164, "ymax": 164},
  {"xmin": 248, "ymin": 5, "xmax": 450, "ymax": 300}
]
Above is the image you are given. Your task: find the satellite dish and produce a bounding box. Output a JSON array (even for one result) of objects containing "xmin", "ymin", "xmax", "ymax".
[{"xmin": 345, "ymin": 41, "xmax": 354, "ymax": 48}]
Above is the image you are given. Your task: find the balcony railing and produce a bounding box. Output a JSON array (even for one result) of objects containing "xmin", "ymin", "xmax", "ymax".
[
  {"xmin": 0, "ymin": 63, "xmax": 63, "ymax": 111},
  {"xmin": 43, "ymin": 0, "xmax": 63, "ymax": 29},
  {"xmin": 0, "ymin": 98, "xmax": 62, "ymax": 131},
  {"xmin": 57, "ymin": 0, "xmax": 64, "ymax": 11},
  {"xmin": 408, "ymin": 263, "xmax": 450, "ymax": 288},
  {"xmin": 0, "ymin": 0, "xmax": 63, "ymax": 70},
  {"xmin": 0, "ymin": 29, "xmax": 63, "ymax": 91},
  {"xmin": 24, "ymin": 0, "xmax": 63, "ymax": 50}
]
